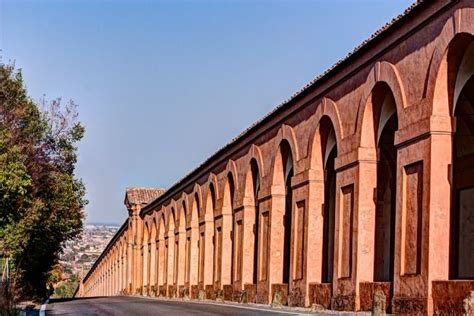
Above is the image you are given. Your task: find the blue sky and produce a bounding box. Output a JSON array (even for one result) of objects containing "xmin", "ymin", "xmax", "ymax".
[{"xmin": 1, "ymin": 0, "xmax": 414, "ymax": 225}]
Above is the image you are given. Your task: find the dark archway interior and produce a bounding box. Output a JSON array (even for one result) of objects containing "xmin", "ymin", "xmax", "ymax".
[
  {"xmin": 281, "ymin": 141, "xmax": 294, "ymax": 285},
  {"xmin": 361, "ymin": 83, "xmax": 399, "ymax": 283},
  {"xmin": 451, "ymin": 75, "xmax": 474, "ymax": 279},
  {"xmin": 228, "ymin": 174, "xmax": 235, "ymax": 284},
  {"xmin": 251, "ymin": 160, "xmax": 261, "ymax": 284},
  {"xmin": 322, "ymin": 147, "xmax": 336, "ymax": 283},
  {"xmin": 320, "ymin": 117, "xmax": 337, "ymax": 284},
  {"xmin": 374, "ymin": 112, "xmax": 398, "ymax": 282}
]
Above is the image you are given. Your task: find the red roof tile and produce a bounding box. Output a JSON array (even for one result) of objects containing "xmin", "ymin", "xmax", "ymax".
[{"xmin": 125, "ymin": 187, "xmax": 166, "ymax": 205}]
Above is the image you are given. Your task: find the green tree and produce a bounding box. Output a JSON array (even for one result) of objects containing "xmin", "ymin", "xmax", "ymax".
[
  {"xmin": 0, "ymin": 62, "xmax": 87, "ymax": 301},
  {"xmin": 53, "ymin": 274, "xmax": 80, "ymax": 299}
]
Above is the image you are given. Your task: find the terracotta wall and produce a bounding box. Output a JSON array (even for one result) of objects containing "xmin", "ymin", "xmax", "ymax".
[{"xmin": 80, "ymin": 1, "xmax": 474, "ymax": 314}]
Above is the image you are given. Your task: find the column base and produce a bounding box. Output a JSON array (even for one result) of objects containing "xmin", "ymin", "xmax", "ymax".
[
  {"xmin": 271, "ymin": 283, "xmax": 288, "ymax": 307},
  {"xmin": 359, "ymin": 282, "xmax": 392, "ymax": 313},
  {"xmin": 433, "ymin": 280, "xmax": 474, "ymax": 315},
  {"xmin": 309, "ymin": 283, "xmax": 332, "ymax": 310}
]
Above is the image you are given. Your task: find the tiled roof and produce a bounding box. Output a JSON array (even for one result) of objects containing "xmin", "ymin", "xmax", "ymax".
[{"xmin": 125, "ymin": 187, "xmax": 166, "ymax": 205}]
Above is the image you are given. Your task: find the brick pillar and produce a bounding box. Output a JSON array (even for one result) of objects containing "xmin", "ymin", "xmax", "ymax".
[
  {"xmin": 221, "ymin": 213, "xmax": 233, "ymax": 287},
  {"xmin": 240, "ymin": 202, "xmax": 256, "ymax": 290},
  {"xmin": 203, "ymin": 219, "xmax": 214, "ymax": 287},
  {"xmin": 167, "ymin": 233, "xmax": 175, "ymax": 295},
  {"xmin": 288, "ymin": 168, "xmax": 325, "ymax": 307},
  {"xmin": 142, "ymin": 236, "xmax": 149, "ymax": 295},
  {"xmin": 189, "ymin": 223, "xmax": 199, "ymax": 287},
  {"xmin": 157, "ymin": 236, "xmax": 165, "ymax": 287},
  {"xmin": 149, "ymin": 238, "xmax": 156, "ymax": 295},
  {"xmin": 130, "ymin": 205, "xmax": 144, "ymax": 294},
  {"xmin": 176, "ymin": 228, "xmax": 186, "ymax": 293},
  {"xmin": 391, "ymin": 116, "xmax": 451, "ymax": 315}
]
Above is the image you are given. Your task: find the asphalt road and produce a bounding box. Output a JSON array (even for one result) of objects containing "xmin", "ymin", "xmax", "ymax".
[{"xmin": 45, "ymin": 296, "xmax": 311, "ymax": 315}]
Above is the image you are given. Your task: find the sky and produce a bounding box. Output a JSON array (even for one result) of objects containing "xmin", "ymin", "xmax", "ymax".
[{"xmin": 0, "ymin": 0, "xmax": 414, "ymax": 225}]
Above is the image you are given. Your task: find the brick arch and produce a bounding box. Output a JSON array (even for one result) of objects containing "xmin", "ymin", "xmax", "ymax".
[
  {"xmin": 168, "ymin": 204, "xmax": 177, "ymax": 234},
  {"xmin": 178, "ymin": 194, "xmax": 188, "ymax": 230},
  {"xmin": 151, "ymin": 216, "xmax": 157, "ymax": 242},
  {"xmin": 203, "ymin": 173, "xmax": 218, "ymax": 222},
  {"xmin": 269, "ymin": 124, "xmax": 299, "ymax": 188},
  {"xmin": 144, "ymin": 220, "xmax": 151, "ymax": 243},
  {"xmin": 356, "ymin": 62, "xmax": 405, "ymax": 149},
  {"xmin": 157, "ymin": 211, "xmax": 166, "ymax": 240},
  {"xmin": 221, "ymin": 160, "xmax": 238, "ymax": 215},
  {"xmin": 223, "ymin": 159, "xmax": 239, "ymax": 192},
  {"xmin": 242, "ymin": 145, "xmax": 264, "ymax": 202},
  {"xmin": 191, "ymin": 183, "xmax": 203, "ymax": 221},
  {"xmin": 307, "ymin": 97, "xmax": 343, "ymax": 172},
  {"xmin": 428, "ymin": 7, "xmax": 474, "ymax": 117}
]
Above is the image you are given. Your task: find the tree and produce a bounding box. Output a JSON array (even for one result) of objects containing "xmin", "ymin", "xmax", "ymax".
[{"xmin": 0, "ymin": 62, "xmax": 87, "ymax": 301}]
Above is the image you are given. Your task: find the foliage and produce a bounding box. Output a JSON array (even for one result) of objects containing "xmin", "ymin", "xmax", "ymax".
[
  {"xmin": 0, "ymin": 62, "xmax": 87, "ymax": 301},
  {"xmin": 52, "ymin": 274, "xmax": 79, "ymax": 299}
]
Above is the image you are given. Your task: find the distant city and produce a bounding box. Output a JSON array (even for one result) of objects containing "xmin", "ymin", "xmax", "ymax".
[{"xmin": 59, "ymin": 224, "xmax": 119, "ymax": 281}]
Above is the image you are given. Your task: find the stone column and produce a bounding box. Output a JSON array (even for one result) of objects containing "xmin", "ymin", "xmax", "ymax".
[
  {"xmin": 189, "ymin": 223, "xmax": 199, "ymax": 289},
  {"xmin": 240, "ymin": 202, "xmax": 255, "ymax": 290},
  {"xmin": 149, "ymin": 238, "xmax": 156, "ymax": 295},
  {"xmin": 177, "ymin": 228, "xmax": 186, "ymax": 290}
]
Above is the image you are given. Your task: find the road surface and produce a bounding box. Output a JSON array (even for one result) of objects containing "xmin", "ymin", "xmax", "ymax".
[{"xmin": 45, "ymin": 296, "xmax": 313, "ymax": 315}]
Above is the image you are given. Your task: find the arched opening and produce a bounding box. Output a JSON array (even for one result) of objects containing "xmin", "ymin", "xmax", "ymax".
[
  {"xmin": 371, "ymin": 83, "xmax": 399, "ymax": 282},
  {"xmin": 168, "ymin": 208, "xmax": 176, "ymax": 287},
  {"xmin": 188, "ymin": 193, "xmax": 199, "ymax": 286},
  {"xmin": 203, "ymin": 183, "xmax": 216, "ymax": 286},
  {"xmin": 250, "ymin": 159, "xmax": 261, "ymax": 284},
  {"xmin": 183, "ymin": 201, "xmax": 191, "ymax": 285},
  {"xmin": 149, "ymin": 218, "xmax": 157, "ymax": 293},
  {"xmin": 158, "ymin": 214, "xmax": 166, "ymax": 287},
  {"xmin": 451, "ymin": 39, "xmax": 474, "ymax": 279},
  {"xmin": 320, "ymin": 117, "xmax": 337, "ymax": 283},
  {"xmin": 273, "ymin": 140, "xmax": 294, "ymax": 285},
  {"xmin": 143, "ymin": 222, "xmax": 150, "ymax": 292},
  {"xmin": 219, "ymin": 173, "xmax": 235, "ymax": 286},
  {"xmin": 176, "ymin": 204, "xmax": 186, "ymax": 286}
]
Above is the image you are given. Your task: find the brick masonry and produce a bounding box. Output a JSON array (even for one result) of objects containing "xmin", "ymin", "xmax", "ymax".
[{"xmin": 78, "ymin": 1, "xmax": 474, "ymax": 314}]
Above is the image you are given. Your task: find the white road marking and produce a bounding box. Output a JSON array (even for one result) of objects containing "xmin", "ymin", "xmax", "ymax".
[{"xmin": 39, "ymin": 298, "xmax": 49, "ymax": 316}]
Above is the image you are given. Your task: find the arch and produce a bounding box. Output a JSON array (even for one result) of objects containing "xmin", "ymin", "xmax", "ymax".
[
  {"xmin": 268, "ymin": 125, "xmax": 300, "ymax": 188},
  {"xmin": 308, "ymin": 115, "xmax": 339, "ymax": 284},
  {"xmin": 219, "ymin": 172, "xmax": 235, "ymax": 285},
  {"xmin": 143, "ymin": 221, "xmax": 150, "ymax": 293},
  {"xmin": 222, "ymin": 172, "xmax": 236, "ymax": 215},
  {"xmin": 247, "ymin": 144, "xmax": 266, "ymax": 178},
  {"xmin": 191, "ymin": 193, "xmax": 200, "ymax": 225},
  {"xmin": 427, "ymin": 6, "xmax": 474, "ymax": 115},
  {"xmin": 180, "ymin": 198, "xmax": 187, "ymax": 231},
  {"xmin": 358, "ymin": 81, "xmax": 400, "ymax": 150},
  {"xmin": 224, "ymin": 160, "xmax": 239, "ymax": 193},
  {"xmin": 192, "ymin": 184, "xmax": 203, "ymax": 218},
  {"xmin": 358, "ymin": 80, "xmax": 400, "ymax": 282},
  {"xmin": 205, "ymin": 180, "xmax": 217, "ymax": 222},
  {"xmin": 307, "ymin": 98, "xmax": 343, "ymax": 172},
  {"xmin": 169, "ymin": 207, "xmax": 177, "ymax": 233},
  {"xmin": 432, "ymin": 33, "xmax": 474, "ymax": 117},
  {"xmin": 199, "ymin": 177, "xmax": 217, "ymax": 286},
  {"xmin": 355, "ymin": 61, "xmax": 406, "ymax": 139},
  {"xmin": 243, "ymin": 158, "xmax": 261, "ymax": 285},
  {"xmin": 271, "ymin": 133, "xmax": 298, "ymax": 191},
  {"xmin": 445, "ymin": 34, "xmax": 474, "ymax": 279},
  {"xmin": 158, "ymin": 213, "xmax": 166, "ymax": 240},
  {"xmin": 272, "ymin": 139, "xmax": 295, "ymax": 286},
  {"xmin": 157, "ymin": 212, "xmax": 166, "ymax": 287},
  {"xmin": 243, "ymin": 158, "xmax": 261, "ymax": 202}
]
